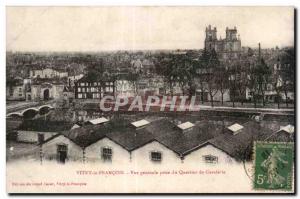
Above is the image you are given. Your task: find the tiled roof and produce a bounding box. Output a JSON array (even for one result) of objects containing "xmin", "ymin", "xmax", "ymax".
[
  {"xmin": 279, "ymin": 124, "xmax": 294, "ymax": 134},
  {"xmin": 106, "ymin": 125, "xmax": 154, "ymax": 151},
  {"xmin": 148, "ymin": 119, "xmax": 223, "ymax": 155},
  {"xmin": 41, "ymin": 118, "xmax": 277, "ymax": 160},
  {"xmin": 209, "ymin": 121, "xmax": 273, "ymax": 160}
]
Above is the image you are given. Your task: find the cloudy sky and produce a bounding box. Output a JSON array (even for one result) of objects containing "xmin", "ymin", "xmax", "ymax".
[{"xmin": 6, "ymin": 6, "xmax": 294, "ymax": 52}]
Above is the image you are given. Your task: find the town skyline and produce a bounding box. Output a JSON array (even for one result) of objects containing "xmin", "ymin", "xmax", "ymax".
[{"xmin": 7, "ymin": 7, "xmax": 294, "ymax": 52}]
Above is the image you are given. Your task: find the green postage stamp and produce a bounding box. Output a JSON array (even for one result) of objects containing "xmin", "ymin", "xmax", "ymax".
[{"xmin": 254, "ymin": 142, "xmax": 294, "ymax": 191}]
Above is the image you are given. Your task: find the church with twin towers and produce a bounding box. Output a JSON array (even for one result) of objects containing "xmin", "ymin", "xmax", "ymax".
[{"xmin": 204, "ymin": 25, "xmax": 242, "ymax": 60}]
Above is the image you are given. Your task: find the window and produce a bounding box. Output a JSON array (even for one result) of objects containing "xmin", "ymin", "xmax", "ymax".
[
  {"xmin": 78, "ymin": 87, "xmax": 81, "ymax": 92},
  {"xmin": 93, "ymin": 93, "xmax": 100, "ymax": 99},
  {"xmin": 78, "ymin": 93, "xmax": 82, "ymax": 99},
  {"xmin": 203, "ymin": 155, "xmax": 218, "ymax": 164},
  {"xmin": 101, "ymin": 147, "xmax": 112, "ymax": 162},
  {"xmin": 19, "ymin": 87, "xmax": 22, "ymax": 92},
  {"xmin": 80, "ymin": 82, "xmax": 85, "ymax": 86},
  {"xmin": 9, "ymin": 87, "xmax": 13, "ymax": 96},
  {"xmin": 82, "ymin": 88, "xmax": 85, "ymax": 92},
  {"xmin": 105, "ymin": 87, "xmax": 110, "ymax": 92},
  {"xmin": 150, "ymin": 151, "xmax": 162, "ymax": 162}
]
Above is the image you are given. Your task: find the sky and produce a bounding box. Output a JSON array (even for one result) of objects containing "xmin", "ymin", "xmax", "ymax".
[{"xmin": 6, "ymin": 6, "xmax": 294, "ymax": 52}]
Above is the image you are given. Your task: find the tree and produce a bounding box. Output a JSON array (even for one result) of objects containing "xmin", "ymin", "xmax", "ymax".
[
  {"xmin": 126, "ymin": 72, "xmax": 139, "ymax": 94},
  {"xmin": 228, "ymin": 65, "xmax": 238, "ymax": 108},
  {"xmin": 198, "ymin": 49, "xmax": 220, "ymax": 107},
  {"xmin": 236, "ymin": 65, "xmax": 249, "ymax": 106},
  {"xmin": 256, "ymin": 58, "xmax": 271, "ymax": 106},
  {"xmin": 85, "ymin": 58, "xmax": 105, "ymax": 82},
  {"xmin": 272, "ymin": 69, "xmax": 282, "ymax": 109},
  {"xmin": 155, "ymin": 53, "xmax": 197, "ymax": 97},
  {"xmin": 248, "ymin": 63, "xmax": 260, "ymax": 108},
  {"xmin": 215, "ymin": 66, "xmax": 229, "ymax": 105},
  {"xmin": 279, "ymin": 48, "xmax": 295, "ymax": 107},
  {"xmin": 247, "ymin": 44, "xmax": 271, "ymax": 108}
]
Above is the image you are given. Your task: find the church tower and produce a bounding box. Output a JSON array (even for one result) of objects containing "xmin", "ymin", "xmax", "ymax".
[{"xmin": 205, "ymin": 25, "xmax": 218, "ymax": 51}]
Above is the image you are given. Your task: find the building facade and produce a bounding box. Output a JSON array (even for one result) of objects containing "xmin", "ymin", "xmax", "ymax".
[
  {"xmin": 30, "ymin": 82, "xmax": 65, "ymax": 101},
  {"xmin": 41, "ymin": 134, "xmax": 84, "ymax": 163},
  {"xmin": 74, "ymin": 76, "xmax": 115, "ymax": 100},
  {"xmin": 85, "ymin": 137, "xmax": 131, "ymax": 164},
  {"xmin": 38, "ymin": 118, "xmax": 277, "ymax": 165},
  {"xmin": 205, "ymin": 25, "xmax": 242, "ymax": 59}
]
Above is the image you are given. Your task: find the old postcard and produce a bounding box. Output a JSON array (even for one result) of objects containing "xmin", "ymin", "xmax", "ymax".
[{"xmin": 6, "ymin": 6, "xmax": 295, "ymax": 193}]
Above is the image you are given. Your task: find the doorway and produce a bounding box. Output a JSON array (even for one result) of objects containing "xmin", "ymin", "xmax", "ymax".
[
  {"xmin": 43, "ymin": 89, "xmax": 49, "ymax": 101},
  {"xmin": 38, "ymin": 133, "xmax": 44, "ymax": 144},
  {"xmin": 57, "ymin": 144, "xmax": 68, "ymax": 164}
]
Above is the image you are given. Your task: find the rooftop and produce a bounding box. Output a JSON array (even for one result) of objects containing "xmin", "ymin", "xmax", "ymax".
[
  {"xmin": 40, "ymin": 118, "xmax": 277, "ymax": 160},
  {"xmin": 86, "ymin": 117, "xmax": 109, "ymax": 125},
  {"xmin": 177, "ymin": 122, "xmax": 195, "ymax": 131},
  {"xmin": 227, "ymin": 123, "xmax": 244, "ymax": 134},
  {"xmin": 131, "ymin": 119, "xmax": 150, "ymax": 128},
  {"xmin": 209, "ymin": 121, "xmax": 273, "ymax": 160},
  {"xmin": 279, "ymin": 124, "xmax": 294, "ymax": 134}
]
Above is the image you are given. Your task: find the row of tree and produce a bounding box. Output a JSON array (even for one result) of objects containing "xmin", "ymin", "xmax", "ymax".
[{"xmin": 153, "ymin": 47, "xmax": 294, "ymax": 108}]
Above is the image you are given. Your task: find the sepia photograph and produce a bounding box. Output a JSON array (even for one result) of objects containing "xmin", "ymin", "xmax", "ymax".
[{"xmin": 5, "ymin": 6, "xmax": 295, "ymax": 194}]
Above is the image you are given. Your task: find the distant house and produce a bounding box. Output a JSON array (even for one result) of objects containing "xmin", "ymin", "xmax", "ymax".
[
  {"xmin": 6, "ymin": 77, "xmax": 25, "ymax": 101},
  {"xmin": 141, "ymin": 59, "xmax": 155, "ymax": 75},
  {"xmin": 74, "ymin": 75, "xmax": 115, "ymax": 100},
  {"xmin": 16, "ymin": 120, "xmax": 73, "ymax": 144},
  {"xmin": 62, "ymin": 86, "xmax": 74, "ymax": 104},
  {"xmin": 136, "ymin": 76, "xmax": 165, "ymax": 96},
  {"xmin": 41, "ymin": 134, "xmax": 83, "ymax": 163},
  {"xmin": 30, "ymin": 79, "xmax": 65, "ymax": 101},
  {"xmin": 115, "ymin": 79, "xmax": 136, "ymax": 97},
  {"xmin": 68, "ymin": 73, "xmax": 84, "ymax": 87},
  {"xmin": 30, "ymin": 68, "xmax": 68, "ymax": 79},
  {"xmin": 41, "ymin": 124, "xmax": 109, "ymax": 163}
]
